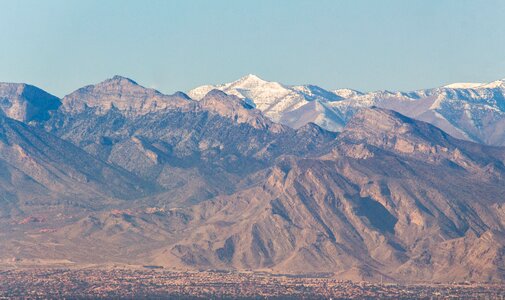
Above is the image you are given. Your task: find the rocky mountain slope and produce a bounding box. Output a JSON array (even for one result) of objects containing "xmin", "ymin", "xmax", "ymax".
[
  {"xmin": 0, "ymin": 113, "xmax": 152, "ymax": 221},
  {"xmin": 152, "ymin": 108, "xmax": 505, "ymax": 282},
  {"xmin": 39, "ymin": 77, "xmax": 335, "ymax": 207},
  {"xmin": 1, "ymin": 76, "xmax": 505, "ymax": 283}
]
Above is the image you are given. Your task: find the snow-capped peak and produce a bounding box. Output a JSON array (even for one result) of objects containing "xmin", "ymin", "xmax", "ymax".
[
  {"xmin": 187, "ymin": 74, "xmax": 505, "ymax": 137},
  {"xmin": 188, "ymin": 75, "xmax": 343, "ymax": 127},
  {"xmin": 187, "ymin": 74, "xmax": 273, "ymax": 100},
  {"xmin": 478, "ymin": 79, "xmax": 505, "ymax": 89},
  {"xmin": 235, "ymin": 74, "xmax": 265, "ymax": 84},
  {"xmin": 187, "ymin": 85, "xmax": 216, "ymax": 100},
  {"xmin": 443, "ymin": 78, "xmax": 505, "ymax": 89},
  {"xmin": 443, "ymin": 82, "xmax": 483, "ymax": 89},
  {"xmin": 228, "ymin": 74, "xmax": 278, "ymax": 90},
  {"xmin": 332, "ymin": 88, "xmax": 364, "ymax": 99}
]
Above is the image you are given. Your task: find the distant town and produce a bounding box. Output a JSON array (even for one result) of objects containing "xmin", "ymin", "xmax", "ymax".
[{"xmin": 1, "ymin": 268, "xmax": 504, "ymax": 299}]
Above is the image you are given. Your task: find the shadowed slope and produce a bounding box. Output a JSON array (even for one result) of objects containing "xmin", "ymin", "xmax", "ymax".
[{"xmin": 0, "ymin": 83, "xmax": 61, "ymax": 122}]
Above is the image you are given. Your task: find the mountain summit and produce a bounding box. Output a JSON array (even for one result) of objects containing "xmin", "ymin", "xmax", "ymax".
[
  {"xmin": 108, "ymin": 75, "xmax": 139, "ymax": 84},
  {"xmin": 62, "ymin": 75, "xmax": 190, "ymax": 115},
  {"xmin": 189, "ymin": 74, "xmax": 344, "ymax": 130}
]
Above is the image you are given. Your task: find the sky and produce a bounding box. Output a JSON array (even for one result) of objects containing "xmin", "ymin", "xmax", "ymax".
[{"xmin": 0, "ymin": 0, "xmax": 504, "ymax": 97}]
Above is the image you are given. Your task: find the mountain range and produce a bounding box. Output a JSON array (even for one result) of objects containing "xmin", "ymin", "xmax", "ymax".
[
  {"xmin": 190, "ymin": 75, "xmax": 505, "ymax": 146},
  {"xmin": 1, "ymin": 75, "xmax": 505, "ymax": 283}
]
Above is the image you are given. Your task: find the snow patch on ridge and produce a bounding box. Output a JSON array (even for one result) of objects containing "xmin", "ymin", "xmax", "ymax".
[{"xmin": 443, "ymin": 83, "xmax": 483, "ymax": 89}]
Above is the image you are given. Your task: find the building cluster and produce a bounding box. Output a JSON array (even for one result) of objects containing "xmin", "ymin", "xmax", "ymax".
[{"xmin": 0, "ymin": 268, "xmax": 503, "ymax": 299}]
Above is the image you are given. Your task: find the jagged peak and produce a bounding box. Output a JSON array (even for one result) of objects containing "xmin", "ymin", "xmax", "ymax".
[
  {"xmin": 236, "ymin": 74, "xmax": 265, "ymax": 83},
  {"xmin": 197, "ymin": 88, "xmax": 283, "ymax": 131},
  {"xmin": 68, "ymin": 75, "xmax": 160, "ymax": 96},
  {"xmin": 201, "ymin": 89, "xmax": 254, "ymax": 110},
  {"xmin": 0, "ymin": 82, "xmax": 61, "ymax": 122},
  {"xmin": 296, "ymin": 122, "xmax": 326, "ymax": 134},
  {"xmin": 0, "ymin": 82, "xmax": 28, "ymax": 88},
  {"xmin": 0, "ymin": 82, "xmax": 57, "ymax": 96},
  {"xmin": 202, "ymin": 89, "xmax": 230, "ymax": 100},
  {"xmin": 332, "ymin": 88, "xmax": 364, "ymax": 98},
  {"xmin": 61, "ymin": 76, "xmax": 189, "ymax": 114},
  {"xmin": 479, "ymin": 78, "xmax": 505, "ymax": 89},
  {"xmin": 171, "ymin": 91, "xmax": 191, "ymax": 100},
  {"xmin": 441, "ymin": 78, "xmax": 505, "ymax": 89},
  {"xmin": 106, "ymin": 75, "xmax": 138, "ymax": 85},
  {"xmin": 229, "ymin": 74, "xmax": 271, "ymax": 88}
]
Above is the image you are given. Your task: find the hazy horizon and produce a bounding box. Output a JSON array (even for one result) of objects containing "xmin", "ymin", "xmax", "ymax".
[{"xmin": 1, "ymin": 0, "xmax": 505, "ymax": 97}]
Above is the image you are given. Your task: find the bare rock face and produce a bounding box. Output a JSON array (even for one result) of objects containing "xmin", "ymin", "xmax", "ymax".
[
  {"xmin": 0, "ymin": 83, "xmax": 61, "ymax": 122},
  {"xmin": 61, "ymin": 75, "xmax": 190, "ymax": 115}
]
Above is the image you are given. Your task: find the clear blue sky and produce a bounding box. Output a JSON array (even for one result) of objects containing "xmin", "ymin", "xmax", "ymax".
[{"xmin": 1, "ymin": 0, "xmax": 504, "ymax": 97}]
